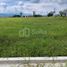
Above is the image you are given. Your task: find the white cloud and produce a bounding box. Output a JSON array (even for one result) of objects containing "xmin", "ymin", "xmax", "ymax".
[
  {"xmin": 0, "ymin": 2, "xmax": 6, "ymax": 5},
  {"xmin": 0, "ymin": 0, "xmax": 67, "ymax": 15}
]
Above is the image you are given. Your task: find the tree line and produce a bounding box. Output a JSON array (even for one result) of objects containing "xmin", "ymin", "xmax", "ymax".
[{"xmin": 12, "ymin": 9, "xmax": 67, "ymax": 17}]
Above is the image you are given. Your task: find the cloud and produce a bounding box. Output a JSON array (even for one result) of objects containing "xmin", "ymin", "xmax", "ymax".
[{"xmin": 0, "ymin": 0, "xmax": 67, "ymax": 15}]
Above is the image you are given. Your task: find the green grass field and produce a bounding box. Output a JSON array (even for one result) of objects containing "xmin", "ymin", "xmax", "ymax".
[{"xmin": 0, "ymin": 17, "xmax": 67, "ymax": 57}]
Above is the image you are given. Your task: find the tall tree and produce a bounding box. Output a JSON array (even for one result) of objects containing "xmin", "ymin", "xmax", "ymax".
[
  {"xmin": 59, "ymin": 11, "xmax": 63, "ymax": 16},
  {"xmin": 59, "ymin": 9, "xmax": 67, "ymax": 16},
  {"xmin": 63, "ymin": 9, "xmax": 67, "ymax": 16}
]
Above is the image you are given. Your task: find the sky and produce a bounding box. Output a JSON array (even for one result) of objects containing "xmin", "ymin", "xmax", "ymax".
[{"xmin": 0, "ymin": 0, "xmax": 67, "ymax": 15}]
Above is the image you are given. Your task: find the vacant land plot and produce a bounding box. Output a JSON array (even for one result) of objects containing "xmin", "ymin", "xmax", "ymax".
[{"xmin": 0, "ymin": 17, "xmax": 67, "ymax": 57}]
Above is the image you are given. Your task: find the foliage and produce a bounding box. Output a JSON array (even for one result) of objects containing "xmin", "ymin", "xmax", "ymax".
[
  {"xmin": 47, "ymin": 11, "xmax": 55, "ymax": 17},
  {"xmin": 59, "ymin": 9, "xmax": 67, "ymax": 16}
]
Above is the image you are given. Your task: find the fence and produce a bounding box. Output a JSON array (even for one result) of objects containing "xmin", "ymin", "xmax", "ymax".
[{"xmin": 0, "ymin": 57, "xmax": 67, "ymax": 67}]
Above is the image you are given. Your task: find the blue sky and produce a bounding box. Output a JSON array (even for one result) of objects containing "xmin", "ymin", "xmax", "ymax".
[{"xmin": 0, "ymin": 0, "xmax": 67, "ymax": 15}]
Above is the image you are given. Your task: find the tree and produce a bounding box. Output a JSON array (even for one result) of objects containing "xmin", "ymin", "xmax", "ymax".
[
  {"xmin": 63, "ymin": 9, "xmax": 67, "ymax": 16},
  {"xmin": 12, "ymin": 15, "xmax": 21, "ymax": 17},
  {"xmin": 20, "ymin": 12, "xmax": 23, "ymax": 17},
  {"xmin": 33, "ymin": 11, "xmax": 36, "ymax": 17},
  {"xmin": 59, "ymin": 9, "xmax": 67, "ymax": 16},
  {"xmin": 59, "ymin": 11, "xmax": 63, "ymax": 16},
  {"xmin": 47, "ymin": 8, "xmax": 55, "ymax": 17},
  {"xmin": 47, "ymin": 11, "xmax": 55, "ymax": 17}
]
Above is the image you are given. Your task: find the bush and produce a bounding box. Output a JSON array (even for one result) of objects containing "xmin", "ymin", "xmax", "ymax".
[{"xmin": 12, "ymin": 15, "xmax": 21, "ymax": 17}]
